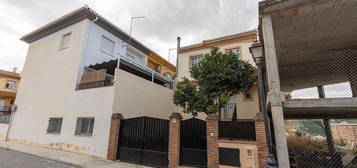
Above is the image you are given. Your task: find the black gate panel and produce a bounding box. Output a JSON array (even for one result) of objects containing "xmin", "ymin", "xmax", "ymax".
[
  {"xmin": 118, "ymin": 117, "xmax": 144, "ymax": 163},
  {"xmin": 180, "ymin": 118, "xmax": 207, "ymax": 167},
  {"xmin": 118, "ymin": 116, "xmax": 169, "ymax": 167},
  {"xmin": 142, "ymin": 117, "xmax": 169, "ymax": 167}
]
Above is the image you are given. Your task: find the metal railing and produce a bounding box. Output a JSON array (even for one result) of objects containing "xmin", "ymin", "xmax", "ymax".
[
  {"xmin": 0, "ymin": 106, "xmax": 11, "ymax": 112},
  {"xmin": 219, "ymin": 120, "xmax": 256, "ymax": 141},
  {"xmin": 119, "ymin": 55, "xmax": 176, "ymax": 89}
]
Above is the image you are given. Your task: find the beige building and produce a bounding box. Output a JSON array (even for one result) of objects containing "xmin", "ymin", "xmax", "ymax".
[{"xmin": 177, "ymin": 30, "xmax": 260, "ymax": 120}]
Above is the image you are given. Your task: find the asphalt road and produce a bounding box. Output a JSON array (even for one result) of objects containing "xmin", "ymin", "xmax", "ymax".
[{"xmin": 0, "ymin": 147, "xmax": 78, "ymax": 168}]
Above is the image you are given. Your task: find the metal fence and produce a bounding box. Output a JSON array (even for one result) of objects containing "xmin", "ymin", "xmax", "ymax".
[
  {"xmin": 285, "ymin": 120, "xmax": 357, "ymax": 168},
  {"xmin": 219, "ymin": 120, "xmax": 256, "ymax": 141},
  {"xmin": 279, "ymin": 49, "xmax": 357, "ymax": 99}
]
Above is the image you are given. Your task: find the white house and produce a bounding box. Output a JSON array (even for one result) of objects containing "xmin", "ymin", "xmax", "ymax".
[{"xmin": 8, "ymin": 7, "xmax": 175, "ymax": 159}]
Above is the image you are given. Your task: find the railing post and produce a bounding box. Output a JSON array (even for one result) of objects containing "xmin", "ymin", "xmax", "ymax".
[
  {"xmin": 107, "ymin": 113, "xmax": 123, "ymax": 161},
  {"xmin": 207, "ymin": 114, "xmax": 219, "ymax": 168},
  {"xmin": 169, "ymin": 113, "xmax": 182, "ymax": 168}
]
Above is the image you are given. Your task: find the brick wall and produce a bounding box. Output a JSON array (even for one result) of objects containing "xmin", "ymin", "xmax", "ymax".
[
  {"xmin": 168, "ymin": 113, "xmax": 182, "ymax": 168},
  {"xmin": 331, "ymin": 124, "xmax": 357, "ymax": 147},
  {"xmin": 207, "ymin": 114, "xmax": 219, "ymax": 168},
  {"xmin": 107, "ymin": 113, "xmax": 123, "ymax": 161},
  {"xmin": 255, "ymin": 112, "xmax": 268, "ymax": 168}
]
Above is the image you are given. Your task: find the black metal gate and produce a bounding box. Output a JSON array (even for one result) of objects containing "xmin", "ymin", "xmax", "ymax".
[
  {"xmin": 118, "ymin": 116, "xmax": 169, "ymax": 167},
  {"xmin": 180, "ymin": 118, "xmax": 207, "ymax": 167}
]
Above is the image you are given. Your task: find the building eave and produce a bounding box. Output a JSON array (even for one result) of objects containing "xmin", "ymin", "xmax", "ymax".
[{"xmin": 178, "ymin": 29, "xmax": 258, "ymax": 54}]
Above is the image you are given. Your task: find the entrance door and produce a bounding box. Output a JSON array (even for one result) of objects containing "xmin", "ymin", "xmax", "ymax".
[
  {"xmin": 118, "ymin": 116, "xmax": 169, "ymax": 167},
  {"xmin": 180, "ymin": 118, "xmax": 207, "ymax": 167}
]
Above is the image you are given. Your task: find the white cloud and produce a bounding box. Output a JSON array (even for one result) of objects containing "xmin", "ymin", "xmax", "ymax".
[{"xmin": 0, "ymin": 0, "xmax": 260, "ymax": 71}]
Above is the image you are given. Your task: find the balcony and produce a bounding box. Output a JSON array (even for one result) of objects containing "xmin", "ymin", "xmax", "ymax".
[
  {"xmin": 76, "ymin": 56, "xmax": 175, "ymax": 90},
  {"xmin": 220, "ymin": 103, "xmax": 236, "ymax": 121},
  {"xmin": 76, "ymin": 67, "xmax": 114, "ymax": 90}
]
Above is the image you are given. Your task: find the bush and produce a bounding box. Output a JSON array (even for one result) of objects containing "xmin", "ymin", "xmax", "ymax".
[{"xmin": 287, "ymin": 135, "xmax": 327, "ymax": 151}]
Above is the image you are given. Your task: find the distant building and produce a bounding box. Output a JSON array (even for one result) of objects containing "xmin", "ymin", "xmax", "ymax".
[{"xmin": 0, "ymin": 69, "xmax": 20, "ymax": 112}]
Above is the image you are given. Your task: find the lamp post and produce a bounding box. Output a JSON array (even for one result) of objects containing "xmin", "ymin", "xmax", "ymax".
[{"xmin": 249, "ymin": 43, "xmax": 278, "ymax": 168}]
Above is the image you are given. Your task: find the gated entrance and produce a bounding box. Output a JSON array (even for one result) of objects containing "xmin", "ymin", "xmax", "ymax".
[
  {"xmin": 118, "ymin": 116, "xmax": 169, "ymax": 167},
  {"xmin": 180, "ymin": 118, "xmax": 207, "ymax": 167}
]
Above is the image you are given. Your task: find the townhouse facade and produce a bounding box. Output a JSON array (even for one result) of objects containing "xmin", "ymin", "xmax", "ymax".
[
  {"xmin": 177, "ymin": 30, "xmax": 260, "ymax": 120},
  {"xmin": 0, "ymin": 69, "xmax": 20, "ymax": 139},
  {"xmin": 7, "ymin": 7, "xmax": 176, "ymax": 161},
  {"xmin": 0, "ymin": 69, "xmax": 20, "ymax": 111}
]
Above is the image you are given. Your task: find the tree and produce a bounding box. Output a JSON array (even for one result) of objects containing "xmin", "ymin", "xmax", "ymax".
[{"xmin": 173, "ymin": 47, "xmax": 256, "ymax": 117}]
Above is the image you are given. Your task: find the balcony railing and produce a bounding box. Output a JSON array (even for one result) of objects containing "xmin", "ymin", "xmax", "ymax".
[
  {"xmin": 0, "ymin": 106, "xmax": 11, "ymax": 112},
  {"xmin": 76, "ymin": 79, "xmax": 114, "ymax": 90}
]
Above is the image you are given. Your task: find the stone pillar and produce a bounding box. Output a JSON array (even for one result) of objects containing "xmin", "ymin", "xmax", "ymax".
[
  {"xmin": 255, "ymin": 113, "xmax": 268, "ymax": 168},
  {"xmin": 207, "ymin": 114, "xmax": 219, "ymax": 168},
  {"xmin": 107, "ymin": 113, "xmax": 123, "ymax": 161},
  {"xmin": 169, "ymin": 113, "xmax": 183, "ymax": 168}
]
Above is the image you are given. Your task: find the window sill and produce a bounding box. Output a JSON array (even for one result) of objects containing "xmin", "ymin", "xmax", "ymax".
[
  {"xmin": 74, "ymin": 134, "xmax": 93, "ymax": 137},
  {"xmin": 100, "ymin": 50, "xmax": 114, "ymax": 57},
  {"xmin": 46, "ymin": 132, "xmax": 61, "ymax": 135},
  {"xmin": 58, "ymin": 47, "xmax": 69, "ymax": 51}
]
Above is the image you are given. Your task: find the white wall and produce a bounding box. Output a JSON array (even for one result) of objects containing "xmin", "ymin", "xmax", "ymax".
[
  {"xmin": 113, "ymin": 69, "xmax": 175, "ymax": 120},
  {"xmin": 83, "ymin": 23, "xmax": 126, "ymax": 67},
  {"xmin": 9, "ymin": 20, "xmax": 114, "ymax": 158},
  {"xmin": 0, "ymin": 123, "xmax": 9, "ymax": 140}
]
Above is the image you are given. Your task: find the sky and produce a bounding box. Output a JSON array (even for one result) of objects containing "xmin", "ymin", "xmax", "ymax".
[{"xmin": 0, "ymin": 0, "xmax": 261, "ymax": 72}]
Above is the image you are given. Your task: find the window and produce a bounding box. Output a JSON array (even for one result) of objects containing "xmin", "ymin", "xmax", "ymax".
[
  {"xmin": 5, "ymin": 81, "xmax": 15, "ymax": 89},
  {"xmin": 244, "ymin": 88, "xmax": 253, "ymax": 101},
  {"xmin": 227, "ymin": 48, "xmax": 240, "ymax": 57},
  {"xmin": 75, "ymin": 118, "xmax": 95, "ymax": 136},
  {"xmin": 47, "ymin": 118, "xmax": 63, "ymax": 134},
  {"xmin": 100, "ymin": 36, "xmax": 115, "ymax": 56},
  {"xmin": 60, "ymin": 33, "xmax": 71, "ymax": 49},
  {"xmin": 190, "ymin": 55, "xmax": 204, "ymax": 67}
]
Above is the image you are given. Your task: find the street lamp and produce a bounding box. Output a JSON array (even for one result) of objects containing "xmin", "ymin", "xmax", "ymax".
[{"xmin": 250, "ymin": 42, "xmax": 278, "ymax": 168}]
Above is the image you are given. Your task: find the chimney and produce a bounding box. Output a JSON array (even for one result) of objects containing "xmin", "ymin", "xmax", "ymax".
[
  {"xmin": 12, "ymin": 67, "xmax": 17, "ymax": 73},
  {"xmin": 176, "ymin": 36, "xmax": 181, "ymax": 76}
]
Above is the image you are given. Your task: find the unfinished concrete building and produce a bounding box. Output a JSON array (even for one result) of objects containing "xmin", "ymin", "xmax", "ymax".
[{"xmin": 258, "ymin": 0, "xmax": 357, "ymax": 167}]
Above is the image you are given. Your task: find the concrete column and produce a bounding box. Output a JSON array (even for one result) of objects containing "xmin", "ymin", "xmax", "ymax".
[
  {"xmin": 318, "ymin": 85, "xmax": 335, "ymax": 153},
  {"xmin": 255, "ymin": 113, "xmax": 269, "ymax": 168},
  {"xmin": 207, "ymin": 114, "xmax": 219, "ymax": 168},
  {"xmin": 262, "ymin": 14, "xmax": 290, "ymax": 167},
  {"xmin": 168, "ymin": 113, "xmax": 183, "ymax": 168},
  {"xmin": 107, "ymin": 113, "xmax": 123, "ymax": 161}
]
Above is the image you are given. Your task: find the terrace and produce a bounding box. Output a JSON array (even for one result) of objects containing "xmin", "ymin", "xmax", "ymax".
[{"xmin": 76, "ymin": 56, "xmax": 175, "ymax": 90}]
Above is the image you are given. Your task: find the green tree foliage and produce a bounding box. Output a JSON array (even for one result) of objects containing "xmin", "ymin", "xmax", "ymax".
[{"xmin": 173, "ymin": 47, "xmax": 256, "ymax": 117}]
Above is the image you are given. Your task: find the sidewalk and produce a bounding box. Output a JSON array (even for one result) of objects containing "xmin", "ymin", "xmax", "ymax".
[{"xmin": 0, "ymin": 141, "xmax": 152, "ymax": 168}]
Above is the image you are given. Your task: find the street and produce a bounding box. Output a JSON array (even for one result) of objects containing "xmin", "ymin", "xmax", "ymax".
[{"xmin": 0, "ymin": 147, "xmax": 77, "ymax": 168}]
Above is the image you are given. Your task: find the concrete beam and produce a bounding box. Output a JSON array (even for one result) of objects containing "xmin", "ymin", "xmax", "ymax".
[
  {"xmin": 283, "ymin": 97, "xmax": 357, "ymax": 108},
  {"xmin": 262, "ymin": 14, "xmax": 290, "ymax": 168}
]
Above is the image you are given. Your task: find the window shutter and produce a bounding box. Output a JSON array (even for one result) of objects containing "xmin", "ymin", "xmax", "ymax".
[{"xmin": 75, "ymin": 118, "xmax": 82, "ymax": 134}]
